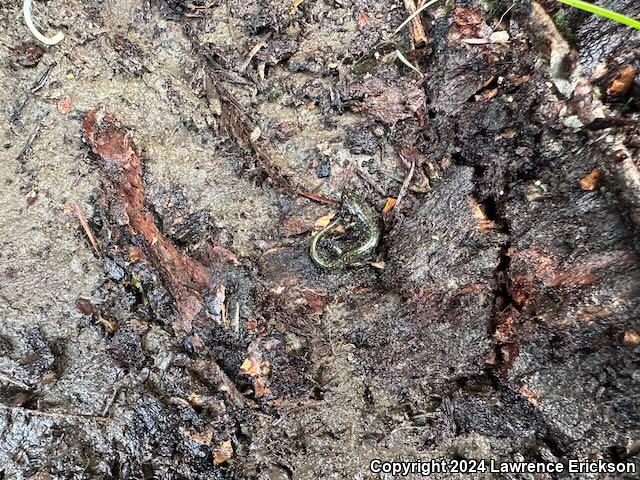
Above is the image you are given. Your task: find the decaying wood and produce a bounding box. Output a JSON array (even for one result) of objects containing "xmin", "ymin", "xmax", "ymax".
[
  {"xmin": 524, "ymin": 2, "xmax": 640, "ymax": 225},
  {"xmin": 82, "ymin": 108, "xmax": 213, "ymax": 335}
]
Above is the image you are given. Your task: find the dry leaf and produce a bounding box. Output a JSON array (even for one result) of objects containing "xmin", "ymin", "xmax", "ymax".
[
  {"xmin": 519, "ymin": 385, "xmax": 540, "ymax": 407},
  {"xmin": 313, "ymin": 212, "xmax": 336, "ymax": 232},
  {"xmin": 606, "ymin": 65, "xmax": 635, "ymax": 97},
  {"xmin": 453, "ymin": 7, "xmax": 491, "ymax": 38},
  {"xmin": 513, "ymin": 75, "xmax": 530, "ymax": 86},
  {"xmin": 282, "ymin": 216, "xmax": 311, "ymax": 236},
  {"xmin": 480, "ymin": 88, "xmax": 498, "ymax": 101},
  {"xmin": 267, "ymin": 396, "xmax": 284, "ymax": 407},
  {"xmin": 254, "ymin": 377, "xmax": 270, "ymax": 398},
  {"xmin": 129, "ymin": 246, "xmax": 145, "ymax": 262},
  {"xmin": 301, "ymin": 289, "xmax": 327, "ymax": 315},
  {"xmin": 356, "ymin": 10, "xmax": 370, "ymax": 28},
  {"xmin": 208, "ymin": 244, "xmax": 240, "ymax": 265},
  {"xmin": 240, "ymin": 356, "xmax": 261, "ymax": 377},
  {"xmin": 75, "ymin": 298, "xmax": 93, "ymax": 315},
  {"xmin": 346, "ymin": 77, "xmax": 425, "ymax": 126},
  {"xmin": 181, "ymin": 426, "xmax": 214, "ymax": 446},
  {"xmin": 382, "ymin": 197, "xmax": 397, "ymax": 214}
]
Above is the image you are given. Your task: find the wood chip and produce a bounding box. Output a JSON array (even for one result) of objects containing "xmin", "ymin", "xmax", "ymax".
[
  {"xmin": 489, "ymin": 30, "xmax": 510, "ymax": 44},
  {"xmin": 403, "ymin": 0, "xmax": 428, "ymax": 46},
  {"xmin": 623, "ymin": 330, "xmax": 640, "ymax": 347},
  {"xmin": 579, "ymin": 168, "xmax": 600, "ymax": 191},
  {"xmin": 240, "ymin": 356, "xmax": 261, "ymax": 377},
  {"xmin": 382, "ymin": 197, "xmax": 397, "ymax": 214},
  {"xmin": 214, "ymin": 440, "xmax": 233, "ymax": 464},
  {"xmin": 606, "ymin": 65, "xmax": 635, "ymax": 97}
]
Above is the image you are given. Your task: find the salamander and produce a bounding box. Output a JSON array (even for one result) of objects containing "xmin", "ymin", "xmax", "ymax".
[{"xmin": 310, "ymin": 191, "xmax": 381, "ymax": 269}]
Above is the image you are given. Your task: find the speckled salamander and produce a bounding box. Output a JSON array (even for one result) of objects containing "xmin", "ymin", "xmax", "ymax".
[{"xmin": 310, "ymin": 191, "xmax": 381, "ymax": 269}]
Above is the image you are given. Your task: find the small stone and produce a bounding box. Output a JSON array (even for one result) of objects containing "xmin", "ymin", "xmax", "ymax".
[
  {"xmin": 26, "ymin": 190, "xmax": 38, "ymax": 205},
  {"xmin": 105, "ymin": 259, "xmax": 125, "ymax": 281},
  {"xmin": 316, "ymin": 157, "xmax": 331, "ymax": 178}
]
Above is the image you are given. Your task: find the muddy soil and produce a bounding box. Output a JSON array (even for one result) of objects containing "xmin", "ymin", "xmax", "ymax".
[{"xmin": 1, "ymin": 0, "xmax": 639, "ymax": 479}]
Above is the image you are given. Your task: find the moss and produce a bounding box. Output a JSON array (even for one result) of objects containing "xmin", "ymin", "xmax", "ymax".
[
  {"xmin": 444, "ymin": 0, "xmax": 455, "ymax": 16},
  {"xmin": 553, "ymin": 9, "xmax": 575, "ymax": 45},
  {"xmin": 484, "ymin": 0, "xmax": 498, "ymax": 18}
]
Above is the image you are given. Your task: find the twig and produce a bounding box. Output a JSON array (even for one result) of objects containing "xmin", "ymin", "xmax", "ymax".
[
  {"xmin": 491, "ymin": 0, "xmax": 517, "ymax": 34},
  {"xmin": 101, "ymin": 386, "xmax": 121, "ymax": 416},
  {"xmin": 210, "ymin": 78, "xmax": 300, "ymax": 192},
  {"xmin": 16, "ymin": 114, "xmax": 47, "ymax": 165},
  {"xmin": 31, "ymin": 63, "xmax": 56, "ymax": 93},
  {"xmin": 71, "ymin": 200, "xmax": 101, "ymax": 255},
  {"xmin": 0, "ymin": 372, "xmax": 32, "ymax": 390},
  {"xmin": 403, "ymin": 0, "xmax": 428, "ymax": 45},
  {"xmin": 232, "ymin": 301, "xmax": 240, "ymax": 336},
  {"xmin": 240, "ymin": 34, "xmax": 271, "ymax": 72},
  {"xmin": 16, "ymin": 128, "xmax": 40, "ymax": 164},
  {"xmin": 395, "ymin": 155, "xmax": 415, "ymax": 209},
  {"xmin": 393, "ymin": 0, "xmax": 440, "ymax": 36},
  {"xmin": 297, "ymin": 191, "xmax": 340, "ymax": 205},
  {"xmin": 10, "ymin": 64, "xmax": 55, "ymax": 126}
]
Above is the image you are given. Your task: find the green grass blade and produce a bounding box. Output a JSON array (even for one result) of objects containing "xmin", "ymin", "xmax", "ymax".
[{"xmin": 556, "ymin": 0, "xmax": 640, "ymax": 30}]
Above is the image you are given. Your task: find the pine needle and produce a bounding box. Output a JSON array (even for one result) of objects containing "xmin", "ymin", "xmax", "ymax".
[
  {"xmin": 395, "ymin": 50, "xmax": 423, "ymax": 76},
  {"xmin": 394, "ymin": 0, "xmax": 441, "ymax": 36}
]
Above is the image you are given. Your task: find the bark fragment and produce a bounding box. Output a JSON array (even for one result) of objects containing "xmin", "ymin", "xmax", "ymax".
[{"xmin": 82, "ymin": 109, "xmax": 213, "ymax": 335}]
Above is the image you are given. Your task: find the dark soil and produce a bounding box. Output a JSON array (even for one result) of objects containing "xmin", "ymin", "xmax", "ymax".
[{"xmin": 1, "ymin": 0, "xmax": 639, "ymax": 479}]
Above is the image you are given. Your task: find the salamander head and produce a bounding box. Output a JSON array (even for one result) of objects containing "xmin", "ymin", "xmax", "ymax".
[{"xmin": 341, "ymin": 190, "xmax": 360, "ymax": 214}]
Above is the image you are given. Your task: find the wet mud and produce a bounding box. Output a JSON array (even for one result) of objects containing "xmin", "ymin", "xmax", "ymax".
[{"xmin": 1, "ymin": 0, "xmax": 639, "ymax": 478}]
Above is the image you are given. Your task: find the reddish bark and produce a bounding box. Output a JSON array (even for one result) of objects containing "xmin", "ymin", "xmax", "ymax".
[{"xmin": 82, "ymin": 108, "xmax": 212, "ymax": 335}]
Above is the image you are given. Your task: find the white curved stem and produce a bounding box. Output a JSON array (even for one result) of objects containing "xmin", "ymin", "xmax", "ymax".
[{"xmin": 24, "ymin": 0, "xmax": 65, "ymax": 46}]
